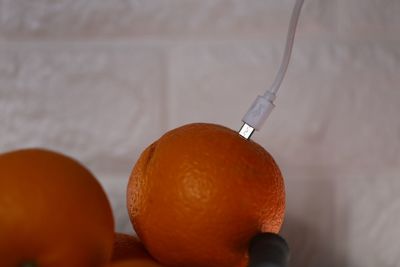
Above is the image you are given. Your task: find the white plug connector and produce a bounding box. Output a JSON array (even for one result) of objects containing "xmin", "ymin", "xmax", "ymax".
[
  {"xmin": 239, "ymin": 0, "xmax": 304, "ymax": 139},
  {"xmin": 239, "ymin": 91, "xmax": 276, "ymax": 139},
  {"xmin": 242, "ymin": 92, "xmax": 276, "ymax": 129}
]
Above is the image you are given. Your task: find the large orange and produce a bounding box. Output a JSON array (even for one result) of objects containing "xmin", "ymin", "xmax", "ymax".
[
  {"xmin": 127, "ymin": 123, "xmax": 285, "ymax": 267},
  {"xmin": 0, "ymin": 149, "xmax": 115, "ymax": 267}
]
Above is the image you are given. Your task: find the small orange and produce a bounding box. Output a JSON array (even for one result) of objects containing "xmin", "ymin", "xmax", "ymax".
[
  {"xmin": 111, "ymin": 233, "xmax": 150, "ymax": 262},
  {"xmin": 0, "ymin": 148, "xmax": 114, "ymax": 267},
  {"xmin": 127, "ymin": 123, "xmax": 285, "ymax": 267},
  {"xmin": 108, "ymin": 259, "xmax": 162, "ymax": 267}
]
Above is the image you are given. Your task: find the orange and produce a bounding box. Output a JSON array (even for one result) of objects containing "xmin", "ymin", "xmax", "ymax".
[
  {"xmin": 108, "ymin": 259, "xmax": 162, "ymax": 267},
  {"xmin": 110, "ymin": 233, "xmax": 163, "ymax": 267},
  {"xmin": 111, "ymin": 233, "xmax": 150, "ymax": 262},
  {"xmin": 127, "ymin": 123, "xmax": 285, "ymax": 267},
  {"xmin": 0, "ymin": 148, "xmax": 115, "ymax": 267}
]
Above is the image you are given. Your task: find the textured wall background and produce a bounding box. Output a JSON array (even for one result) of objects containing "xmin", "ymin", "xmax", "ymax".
[{"xmin": 1, "ymin": 1, "xmax": 400, "ymax": 266}]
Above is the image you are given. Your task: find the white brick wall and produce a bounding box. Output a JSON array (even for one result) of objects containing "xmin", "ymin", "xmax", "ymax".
[{"xmin": 1, "ymin": 1, "xmax": 399, "ymax": 266}]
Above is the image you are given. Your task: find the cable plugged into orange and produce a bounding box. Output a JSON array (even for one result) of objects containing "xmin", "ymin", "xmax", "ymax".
[
  {"xmin": 239, "ymin": 0, "xmax": 304, "ymax": 139},
  {"xmin": 126, "ymin": 1, "xmax": 305, "ymax": 266}
]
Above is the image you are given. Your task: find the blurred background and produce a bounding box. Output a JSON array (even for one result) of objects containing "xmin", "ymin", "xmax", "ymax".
[{"xmin": 0, "ymin": 0, "xmax": 399, "ymax": 266}]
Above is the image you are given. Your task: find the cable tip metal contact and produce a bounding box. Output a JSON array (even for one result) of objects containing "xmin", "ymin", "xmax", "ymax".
[{"xmin": 238, "ymin": 123, "xmax": 255, "ymax": 140}]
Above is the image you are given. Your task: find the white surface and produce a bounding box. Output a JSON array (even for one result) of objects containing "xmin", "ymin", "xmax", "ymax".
[{"xmin": 1, "ymin": 1, "xmax": 400, "ymax": 266}]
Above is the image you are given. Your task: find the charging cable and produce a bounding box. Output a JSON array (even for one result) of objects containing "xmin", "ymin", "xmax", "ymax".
[{"xmin": 239, "ymin": 0, "xmax": 305, "ymax": 140}]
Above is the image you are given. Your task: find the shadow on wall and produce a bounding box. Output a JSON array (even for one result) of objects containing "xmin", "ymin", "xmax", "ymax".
[
  {"xmin": 279, "ymin": 169, "xmax": 347, "ymax": 267},
  {"xmin": 281, "ymin": 215, "xmax": 337, "ymax": 267}
]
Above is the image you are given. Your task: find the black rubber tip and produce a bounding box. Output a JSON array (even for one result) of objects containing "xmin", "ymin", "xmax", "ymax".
[{"xmin": 248, "ymin": 233, "xmax": 290, "ymax": 267}]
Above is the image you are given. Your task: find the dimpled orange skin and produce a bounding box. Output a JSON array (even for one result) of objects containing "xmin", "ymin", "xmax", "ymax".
[
  {"xmin": 0, "ymin": 149, "xmax": 115, "ymax": 267},
  {"xmin": 127, "ymin": 123, "xmax": 285, "ymax": 267},
  {"xmin": 112, "ymin": 233, "xmax": 151, "ymax": 262}
]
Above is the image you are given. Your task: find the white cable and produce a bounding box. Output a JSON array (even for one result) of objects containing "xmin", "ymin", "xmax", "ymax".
[{"xmin": 239, "ymin": 0, "xmax": 305, "ymax": 139}]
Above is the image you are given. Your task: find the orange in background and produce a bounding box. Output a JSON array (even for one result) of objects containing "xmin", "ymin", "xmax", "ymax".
[
  {"xmin": 127, "ymin": 123, "xmax": 285, "ymax": 267},
  {"xmin": 109, "ymin": 259, "xmax": 162, "ymax": 267},
  {"xmin": 111, "ymin": 233, "xmax": 163, "ymax": 267},
  {"xmin": 112, "ymin": 233, "xmax": 150, "ymax": 262},
  {"xmin": 0, "ymin": 149, "xmax": 114, "ymax": 267}
]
